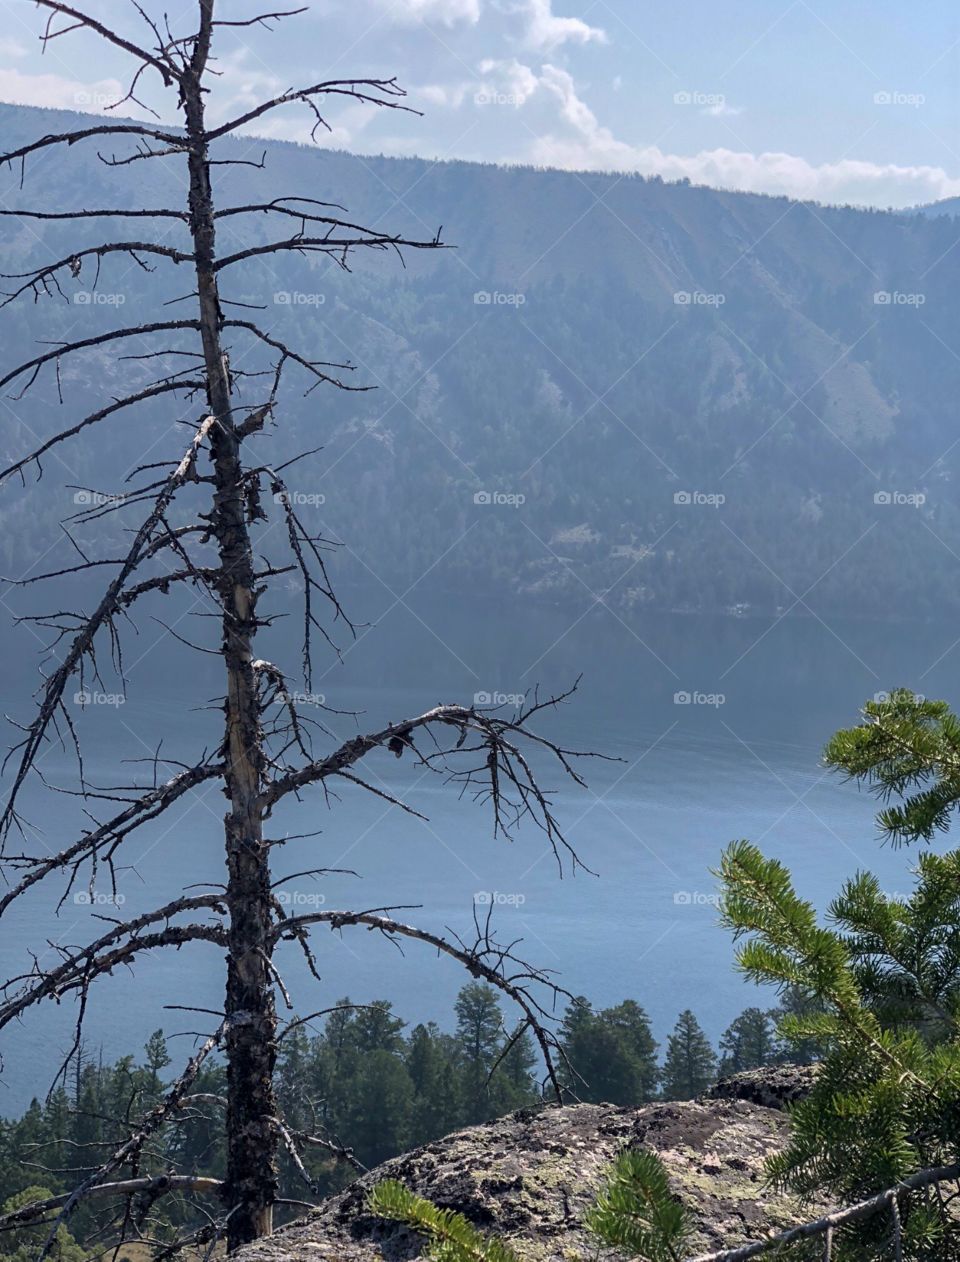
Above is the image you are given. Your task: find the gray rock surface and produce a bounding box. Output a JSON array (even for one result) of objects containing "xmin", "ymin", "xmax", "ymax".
[
  {"xmin": 241, "ymin": 1092, "xmax": 820, "ymax": 1262},
  {"xmin": 708, "ymin": 1063, "xmax": 818, "ymax": 1111}
]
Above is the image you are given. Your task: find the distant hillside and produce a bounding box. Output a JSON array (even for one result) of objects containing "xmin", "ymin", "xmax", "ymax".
[
  {"xmin": 2, "ymin": 101, "xmax": 960, "ymax": 621},
  {"xmin": 914, "ymin": 197, "xmax": 960, "ymax": 217}
]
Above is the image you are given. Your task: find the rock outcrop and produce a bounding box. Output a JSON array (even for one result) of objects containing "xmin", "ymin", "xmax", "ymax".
[
  {"xmin": 241, "ymin": 1079, "xmax": 821, "ymax": 1262},
  {"xmin": 708, "ymin": 1063, "xmax": 818, "ymax": 1111}
]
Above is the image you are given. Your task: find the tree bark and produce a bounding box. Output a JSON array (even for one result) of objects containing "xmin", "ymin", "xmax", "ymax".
[{"xmin": 183, "ymin": 3, "xmax": 277, "ymax": 1247}]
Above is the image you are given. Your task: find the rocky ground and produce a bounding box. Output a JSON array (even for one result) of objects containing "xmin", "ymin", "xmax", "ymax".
[{"xmin": 239, "ymin": 1069, "xmax": 822, "ymax": 1262}]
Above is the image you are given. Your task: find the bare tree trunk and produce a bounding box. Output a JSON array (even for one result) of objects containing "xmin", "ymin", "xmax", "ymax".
[
  {"xmin": 0, "ymin": 6, "xmax": 595, "ymax": 1256},
  {"xmin": 183, "ymin": 8, "xmax": 277, "ymax": 1246}
]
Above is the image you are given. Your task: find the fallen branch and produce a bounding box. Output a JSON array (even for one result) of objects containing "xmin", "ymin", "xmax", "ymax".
[{"xmin": 688, "ymin": 1160, "xmax": 960, "ymax": 1262}]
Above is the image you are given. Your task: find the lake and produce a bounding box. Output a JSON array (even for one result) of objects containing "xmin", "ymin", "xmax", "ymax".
[{"xmin": 0, "ymin": 585, "xmax": 954, "ymax": 1109}]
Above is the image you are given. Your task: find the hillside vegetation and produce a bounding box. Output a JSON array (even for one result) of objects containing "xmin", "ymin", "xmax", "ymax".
[{"xmin": 2, "ymin": 103, "xmax": 960, "ymax": 620}]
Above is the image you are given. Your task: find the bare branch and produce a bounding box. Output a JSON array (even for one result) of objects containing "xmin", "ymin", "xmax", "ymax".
[
  {"xmin": 273, "ymin": 908, "xmax": 570, "ymax": 1099},
  {"xmin": 206, "ymin": 77, "xmax": 417, "ymax": 143},
  {"xmin": 1, "ymin": 241, "xmax": 195, "ymax": 307},
  {"xmin": 0, "ymin": 320, "xmax": 200, "ymax": 396},
  {"xmin": 279, "ymin": 1121, "xmax": 366, "ymax": 1176},
  {"xmin": 0, "ymin": 1176, "xmax": 222, "ymax": 1229},
  {"xmin": 0, "ymin": 896, "xmax": 227, "ymax": 1030},
  {"xmin": 0, "ymin": 381, "xmax": 204, "ymax": 483},
  {"xmin": 0, "ymin": 125, "xmax": 185, "ymax": 176},
  {"xmin": 0, "ymin": 414, "xmax": 216, "ymax": 840},
  {"xmin": 260, "ymin": 687, "xmax": 601, "ymax": 872},
  {"xmin": 31, "ymin": 1, "xmax": 181, "ymax": 84},
  {"xmin": 0, "ymin": 207, "xmax": 188, "ymax": 221},
  {"xmin": 31, "ymin": 1019, "xmax": 228, "ymax": 1254},
  {"xmin": 213, "ymin": 228, "xmax": 443, "ymax": 273},
  {"xmin": 223, "ymin": 319, "xmax": 365, "ymax": 393},
  {"xmin": 0, "ymin": 759, "xmax": 223, "ymax": 918},
  {"xmin": 213, "ymin": 8, "xmax": 307, "ymax": 27},
  {"xmin": 689, "ymin": 1162, "xmax": 960, "ymax": 1262}
]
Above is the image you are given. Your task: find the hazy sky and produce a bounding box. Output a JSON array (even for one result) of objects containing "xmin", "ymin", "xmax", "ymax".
[{"xmin": 1, "ymin": 0, "xmax": 959, "ymax": 207}]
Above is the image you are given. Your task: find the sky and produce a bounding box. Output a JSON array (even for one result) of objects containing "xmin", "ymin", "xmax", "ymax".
[{"xmin": 0, "ymin": 0, "xmax": 959, "ymax": 208}]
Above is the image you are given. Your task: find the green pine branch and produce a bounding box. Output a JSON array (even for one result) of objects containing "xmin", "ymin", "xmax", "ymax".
[
  {"xmin": 585, "ymin": 1148, "xmax": 691, "ymax": 1262},
  {"xmin": 367, "ymin": 1179, "xmax": 520, "ymax": 1262},
  {"xmin": 824, "ymin": 690, "xmax": 960, "ymax": 845}
]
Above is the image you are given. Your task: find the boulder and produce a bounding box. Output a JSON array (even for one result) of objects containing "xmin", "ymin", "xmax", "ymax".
[
  {"xmin": 240, "ymin": 1093, "xmax": 819, "ymax": 1262},
  {"xmin": 708, "ymin": 1063, "xmax": 818, "ymax": 1111}
]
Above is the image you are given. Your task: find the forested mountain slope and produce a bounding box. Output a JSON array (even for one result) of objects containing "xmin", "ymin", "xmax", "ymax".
[{"xmin": 2, "ymin": 102, "xmax": 959, "ymax": 619}]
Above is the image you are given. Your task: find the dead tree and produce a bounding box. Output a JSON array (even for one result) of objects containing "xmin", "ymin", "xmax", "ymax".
[{"xmin": 0, "ymin": 2, "xmax": 599, "ymax": 1254}]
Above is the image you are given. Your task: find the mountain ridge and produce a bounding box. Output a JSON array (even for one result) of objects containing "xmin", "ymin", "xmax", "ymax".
[{"xmin": 1, "ymin": 101, "xmax": 959, "ymax": 621}]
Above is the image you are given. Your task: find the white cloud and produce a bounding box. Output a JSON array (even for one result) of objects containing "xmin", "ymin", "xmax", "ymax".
[
  {"xmin": 521, "ymin": 0, "xmax": 606, "ymax": 50},
  {"xmin": 206, "ymin": 50, "xmax": 379, "ymax": 147},
  {"xmin": 532, "ymin": 66, "xmax": 960, "ymax": 208},
  {"xmin": 375, "ymin": 0, "xmax": 602, "ymax": 42},
  {"xmin": 418, "ymin": 81, "xmax": 473, "ymax": 108},
  {"xmin": 477, "ymin": 57, "xmax": 539, "ymax": 104},
  {"xmin": 412, "ymin": 60, "xmax": 537, "ymax": 112},
  {"xmin": 420, "ymin": 83, "xmax": 456, "ymax": 106},
  {"xmin": 206, "ymin": 51, "xmax": 284, "ymax": 123},
  {"xmin": 381, "ymin": 0, "xmax": 481, "ymax": 24},
  {"xmin": 0, "ymin": 66, "xmax": 125, "ymax": 112}
]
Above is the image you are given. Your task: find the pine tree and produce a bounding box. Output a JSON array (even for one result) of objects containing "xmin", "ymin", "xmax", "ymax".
[
  {"xmin": 0, "ymin": 1188, "xmax": 86, "ymax": 1262},
  {"xmin": 559, "ymin": 998, "xmax": 659, "ymax": 1105},
  {"xmin": 455, "ymin": 983, "xmax": 508, "ymax": 1124},
  {"xmin": 143, "ymin": 1030, "xmax": 171, "ymax": 1086},
  {"xmin": 714, "ymin": 687, "xmax": 960, "ymax": 1258},
  {"xmin": 350, "ymin": 1002, "xmax": 407, "ymax": 1055},
  {"xmin": 407, "ymin": 1024, "xmax": 463, "ymax": 1144},
  {"xmin": 771, "ymin": 985, "xmax": 830, "ymax": 1064},
  {"xmin": 494, "ymin": 1025, "xmax": 538, "ymax": 1112},
  {"xmin": 661, "ymin": 1011, "xmax": 717, "ymax": 1100},
  {"xmin": 718, "ymin": 1007, "xmax": 778, "ymax": 1076},
  {"xmin": 340, "ymin": 1050, "xmax": 413, "ymax": 1169}
]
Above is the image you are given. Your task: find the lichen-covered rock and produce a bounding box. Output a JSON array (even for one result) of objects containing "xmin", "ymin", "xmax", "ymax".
[
  {"xmin": 708, "ymin": 1063, "xmax": 818, "ymax": 1111},
  {"xmin": 239, "ymin": 1096, "xmax": 820, "ymax": 1262}
]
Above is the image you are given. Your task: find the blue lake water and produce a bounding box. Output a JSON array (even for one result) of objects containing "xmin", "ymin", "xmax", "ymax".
[{"xmin": 0, "ymin": 587, "xmax": 955, "ymax": 1109}]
